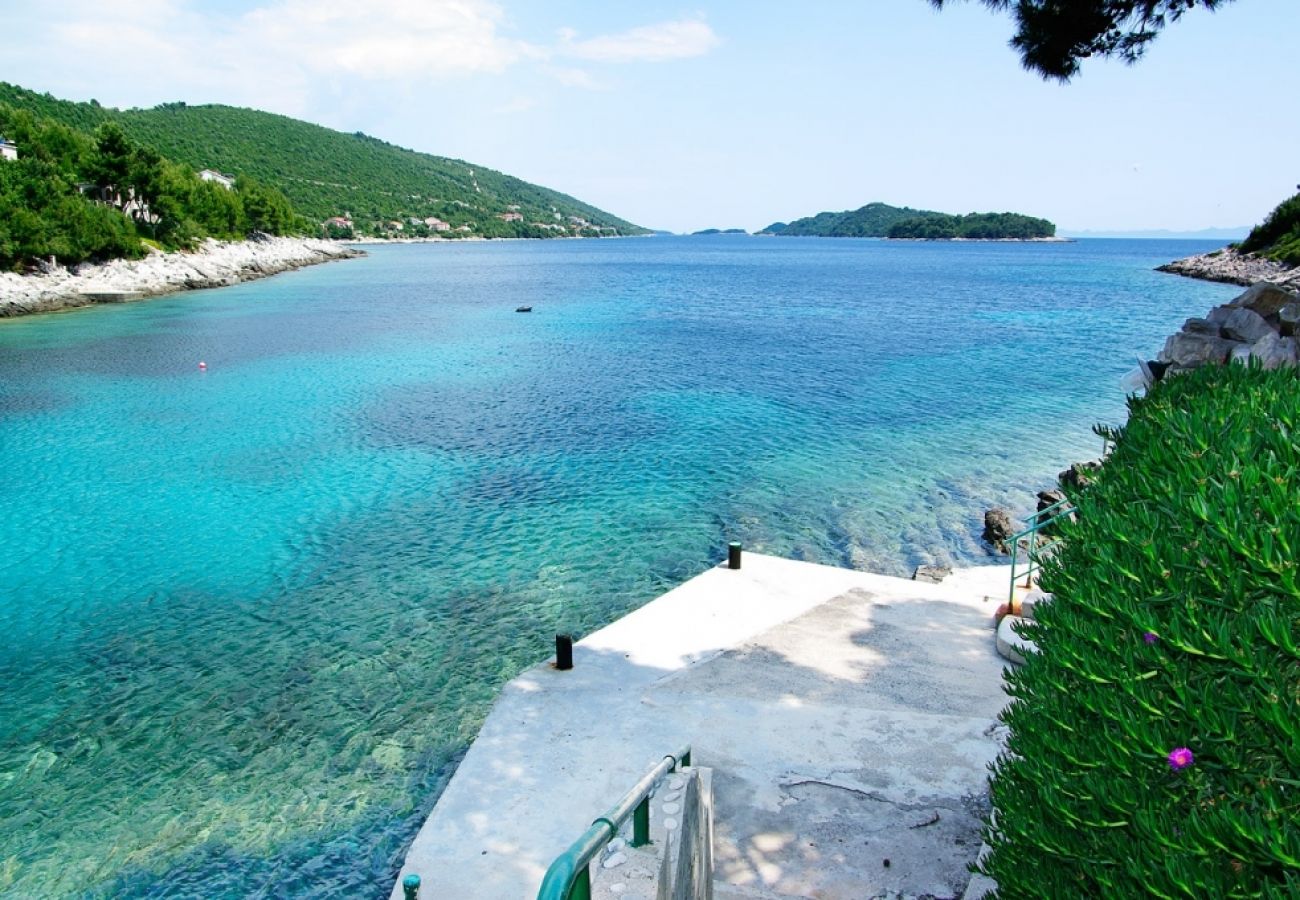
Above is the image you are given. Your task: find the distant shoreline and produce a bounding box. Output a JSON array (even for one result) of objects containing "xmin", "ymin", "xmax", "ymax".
[{"xmin": 0, "ymin": 236, "xmax": 362, "ymax": 319}]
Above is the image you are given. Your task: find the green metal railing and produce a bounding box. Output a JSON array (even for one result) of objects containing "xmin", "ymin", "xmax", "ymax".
[
  {"xmin": 537, "ymin": 744, "xmax": 693, "ymax": 900},
  {"xmin": 1008, "ymin": 498, "xmax": 1074, "ymax": 604}
]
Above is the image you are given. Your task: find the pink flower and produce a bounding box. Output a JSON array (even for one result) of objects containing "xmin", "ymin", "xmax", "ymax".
[
  {"xmin": 1168, "ymin": 747, "xmax": 1194, "ymax": 770},
  {"xmin": 1143, "ymin": 631, "xmax": 1159, "ymax": 645}
]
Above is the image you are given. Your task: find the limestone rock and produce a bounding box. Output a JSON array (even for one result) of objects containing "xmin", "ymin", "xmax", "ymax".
[
  {"xmin": 1229, "ymin": 281, "xmax": 1300, "ymax": 318},
  {"xmin": 1248, "ymin": 332, "xmax": 1298, "ymax": 369},
  {"xmin": 1181, "ymin": 317, "xmax": 1219, "ymax": 335},
  {"xmin": 1159, "ymin": 331, "xmax": 1235, "ymax": 368},
  {"xmin": 1218, "ymin": 306, "xmax": 1274, "ymax": 342},
  {"xmin": 996, "ymin": 616, "xmax": 1037, "ymax": 665},
  {"xmin": 1019, "ymin": 591, "xmax": 1051, "ymax": 620},
  {"xmin": 912, "ymin": 564, "xmax": 952, "ymax": 584},
  {"xmin": 1058, "ymin": 461, "xmax": 1100, "ymax": 491},
  {"xmin": 982, "ymin": 508, "xmax": 1017, "ymax": 555},
  {"xmin": 1278, "ymin": 302, "xmax": 1300, "ymax": 337}
]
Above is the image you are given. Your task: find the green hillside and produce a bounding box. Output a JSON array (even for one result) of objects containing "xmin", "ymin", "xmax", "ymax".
[
  {"xmin": 0, "ymin": 82, "xmax": 646, "ymax": 239},
  {"xmin": 760, "ymin": 201, "xmax": 1055, "ymax": 240},
  {"xmin": 1237, "ymin": 188, "xmax": 1300, "ymax": 265}
]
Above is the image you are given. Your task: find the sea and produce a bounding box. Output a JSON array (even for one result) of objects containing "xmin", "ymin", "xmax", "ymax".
[{"xmin": 0, "ymin": 236, "xmax": 1238, "ymax": 897}]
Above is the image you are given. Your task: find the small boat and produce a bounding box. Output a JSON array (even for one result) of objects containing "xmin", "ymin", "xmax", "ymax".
[{"xmin": 515, "ymin": 306, "xmax": 533, "ymax": 313}]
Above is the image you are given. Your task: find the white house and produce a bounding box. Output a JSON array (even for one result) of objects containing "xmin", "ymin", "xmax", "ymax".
[
  {"xmin": 198, "ymin": 169, "xmax": 235, "ymax": 190},
  {"xmin": 0, "ymin": 137, "xmax": 17, "ymax": 162}
]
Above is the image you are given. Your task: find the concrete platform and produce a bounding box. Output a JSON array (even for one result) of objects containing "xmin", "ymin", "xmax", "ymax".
[{"xmin": 391, "ymin": 554, "xmax": 1012, "ymax": 899}]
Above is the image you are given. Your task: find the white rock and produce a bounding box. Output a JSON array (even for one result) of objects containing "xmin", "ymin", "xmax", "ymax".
[
  {"xmin": 661, "ymin": 802, "xmax": 680, "ymax": 815},
  {"xmin": 996, "ymin": 615, "xmax": 1038, "ymax": 665},
  {"xmin": 602, "ymin": 852, "xmax": 627, "ymax": 869},
  {"xmin": 606, "ymin": 837, "xmax": 626, "ymax": 853},
  {"xmin": 663, "ymin": 818, "xmax": 678, "ymax": 830}
]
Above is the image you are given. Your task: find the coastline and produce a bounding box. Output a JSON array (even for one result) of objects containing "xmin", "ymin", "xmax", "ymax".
[
  {"xmin": 1157, "ymin": 246, "xmax": 1299, "ymax": 289},
  {"xmin": 0, "ymin": 236, "xmax": 363, "ymax": 319}
]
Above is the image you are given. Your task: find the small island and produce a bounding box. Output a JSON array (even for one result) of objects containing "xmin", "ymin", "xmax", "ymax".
[
  {"xmin": 690, "ymin": 228, "xmax": 748, "ymax": 235},
  {"xmin": 760, "ymin": 201, "xmax": 1056, "ymax": 241}
]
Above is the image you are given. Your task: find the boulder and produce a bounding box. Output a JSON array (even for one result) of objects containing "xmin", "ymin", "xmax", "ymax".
[
  {"xmin": 1229, "ymin": 282, "xmax": 1300, "ymax": 318},
  {"xmin": 912, "ymin": 564, "xmax": 952, "ymax": 584},
  {"xmin": 1218, "ymin": 306, "xmax": 1274, "ymax": 343},
  {"xmin": 1019, "ymin": 591, "xmax": 1052, "ymax": 621},
  {"xmin": 996, "ymin": 615, "xmax": 1037, "ymax": 665},
  {"xmin": 1206, "ymin": 305, "xmax": 1234, "ymax": 326},
  {"xmin": 1278, "ymin": 302, "xmax": 1300, "ymax": 337},
  {"xmin": 982, "ymin": 508, "xmax": 1017, "ymax": 555},
  {"xmin": 1248, "ymin": 332, "xmax": 1298, "ymax": 369},
  {"xmin": 1058, "ymin": 461, "xmax": 1100, "ymax": 491},
  {"xmin": 1181, "ymin": 317, "xmax": 1219, "ymax": 335},
  {"xmin": 1159, "ymin": 331, "xmax": 1235, "ymax": 368}
]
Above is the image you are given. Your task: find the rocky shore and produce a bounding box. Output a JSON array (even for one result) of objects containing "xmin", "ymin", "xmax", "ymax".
[
  {"xmin": 0, "ymin": 235, "xmax": 362, "ymax": 318},
  {"xmin": 1156, "ymin": 246, "xmax": 1300, "ymax": 290}
]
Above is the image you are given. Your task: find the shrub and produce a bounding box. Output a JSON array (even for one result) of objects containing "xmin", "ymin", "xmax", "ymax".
[
  {"xmin": 980, "ymin": 363, "xmax": 1300, "ymax": 898},
  {"xmin": 1239, "ymin": 190, "xmax": 1300, "ymax": 265}
]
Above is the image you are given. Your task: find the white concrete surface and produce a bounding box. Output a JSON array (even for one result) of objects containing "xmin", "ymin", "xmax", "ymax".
[{"xmin": 390, "ymin": 554, "xmax": 1012, "ymax": 899}]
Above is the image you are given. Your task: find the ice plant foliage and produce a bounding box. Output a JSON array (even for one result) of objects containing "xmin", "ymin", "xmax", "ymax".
[{"xmin": 979, "ymin": 364, "xmax": 1300, "ymax": 898}]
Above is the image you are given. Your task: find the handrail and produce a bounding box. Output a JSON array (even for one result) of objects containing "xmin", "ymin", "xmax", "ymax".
[
  {"xmin": 537, "ymin": 744, "xmax": 692, "ymax": 900},
  {"xmin": 1008, "ymin": 498, "xmax": 1074, "ymax": 604}
]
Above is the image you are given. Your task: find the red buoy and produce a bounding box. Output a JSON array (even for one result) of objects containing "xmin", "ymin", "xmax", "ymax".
[{"xmin": 198, "ymin": 361, "xmax": 207, "ymax": 370}]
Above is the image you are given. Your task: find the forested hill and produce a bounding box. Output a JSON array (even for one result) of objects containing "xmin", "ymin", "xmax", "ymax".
[
  {"xmin": 0, "ymin": 82, "xmax": 646, "ymax": 239},
  {"xmin": 760, "ymin": 201, "xmax": 1055, "ymax": 240},
  {"xmin": 760, "ymin": 202, "xmax": 942, "ymax": 237}
]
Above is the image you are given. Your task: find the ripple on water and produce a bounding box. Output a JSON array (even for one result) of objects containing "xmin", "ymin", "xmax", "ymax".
[{"xmin": 0, "ymin": 237, "xmax": 1239, "ymax": 896}]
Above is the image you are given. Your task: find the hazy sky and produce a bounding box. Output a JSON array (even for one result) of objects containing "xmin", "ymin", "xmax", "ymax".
[{"xmin": 1, "ymin": 0, "xmax": 1295, "ymax": 233}]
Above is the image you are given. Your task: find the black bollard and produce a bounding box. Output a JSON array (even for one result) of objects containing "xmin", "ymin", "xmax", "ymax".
[
  {"xmin": 555, "ymin": 634, "xmax": 574, "ymax": 670},
  {"xmin": 728, "ymin": 542, "xmax": 742, "ymax": 570}
]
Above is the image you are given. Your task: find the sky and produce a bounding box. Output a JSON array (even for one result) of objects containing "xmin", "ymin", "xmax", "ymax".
[{"xmin": 0, "ymin": 0, "xmax": 1296, "ymax": 233}]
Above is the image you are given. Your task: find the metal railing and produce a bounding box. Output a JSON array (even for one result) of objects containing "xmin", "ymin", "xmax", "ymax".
[
  {"xmin": 1008, "ymin": 498, "xmax": 1074, "ymax": 604},
  {"xmin": 537, "ymin": 744, "xmax": 693, "ymax": 900}
]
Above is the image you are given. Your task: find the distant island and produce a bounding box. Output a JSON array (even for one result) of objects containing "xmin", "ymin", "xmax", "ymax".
[
  {"xmin": 759, "ymin": 201, "xmax": 1056, "ymax": 241},
  {"xmin": 690, "ymin": 228, "xmax": 747, "ymax": 235}
]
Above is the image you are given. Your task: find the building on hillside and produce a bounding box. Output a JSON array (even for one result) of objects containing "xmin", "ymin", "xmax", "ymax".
[
  {"xmin": 199, "ymin": 169, "xmax": 235, "ymax": 190},
  {"xmin": 456, "ymin": 224, "xmax": 474, "ymax": 232},
  {"xmin": 324, "ymin": 216, "xmax": 352, "ymax": 229},
  {"xmin": 0, "ymin": 137, "xmax": 17, "ymax": 161},
  {"xmin": 507, "ymin": 204, "xmax": 521, "ymax": 211},
  {"xmin": 424, "ymin": 217, "xmax": 450, "ymax": 232},
  {"xmin": 498, "ymin": 212, "xmax": 523, "ymax": 222},
  {"xmin": 385, "ymin": 220, "xmax": 404, "ymax": 232}
]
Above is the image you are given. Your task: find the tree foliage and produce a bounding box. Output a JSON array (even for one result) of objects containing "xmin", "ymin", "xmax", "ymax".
[
  {"xmin": 0, "ymin": 102, "xmax": 302, "ymax": 270},
  {"xmin": 931, "ymin": 0, "xmax": 1236, "ymax": 80},
  {"xmin": 1238, "ymin": 187, "xmax": 1300, "ymax": 266},
  {"xmin": 0, "ymin": 82, "xmax": 647, "ymax": 240},
  {"xmin": 760, "ymin": 202, "xmax": 949, "ymax": 237},
  {"xmin": 888, "ymin": 211, "xmax": 1055, "ymax": 239},
  {"xmin": 982, "ymin": 362, "xmax": 1300, "ymax": 897}
]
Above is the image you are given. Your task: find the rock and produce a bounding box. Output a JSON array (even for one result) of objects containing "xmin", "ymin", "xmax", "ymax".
[
  {"xmin": 1248, "ymin": 332, "xmax": 1298, "ymax": 369},
  {"xmin": 602, "ymin": 852, "xmax": 627, "ymax": 869},
  {"xmin": 1157, "ymin": 248, "xmax": 1300, "ymax": 290},
  {"xmin": 1159, "ymin": 331, "xmax": 1235, "ymax": 368},
  {"xmin": 1036, "ymin": 489, "xmax": 1065, "ymax": 512},
  {"xmin": 1019, "ymin": 591, "xmax": 1051, "ymax": 620},
  {"xmin": 1181, "ymin": 317, "xmax": 1219, "ymax": 335},
  {"xmin": 996, "ymin": 616, "xmax": 1037, "ymax": 665},
  {"xmin": 1218, "ymin": 306, "xmax": 1274, "ymax": 342},
  {"xmin": 1205, "ymin": 304, "xmax": 1234, "ymax": 326},
  {"xmin": 1058, "ymin": 461, "xmax": 1100, "ymax": 491},
  {"xmin": 1229, "ymin": 281, "xmax": 1300, "ymax": 317},
  {"xmin": 912, "ymin": 564, "xmax": 952, "ymax": 583},
  {"xmin": 1278, "ymin": 302, "xmax": 1300, "ymax": 337},
  {"xmin": 982, "ymin": 508, "xmax": 1017, "ymax": 555}
]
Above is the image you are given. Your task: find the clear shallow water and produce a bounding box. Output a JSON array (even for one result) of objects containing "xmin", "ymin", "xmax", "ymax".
[{"xmin": 0, "ymin": 236, "xmax": 1236, "ymax": 897}]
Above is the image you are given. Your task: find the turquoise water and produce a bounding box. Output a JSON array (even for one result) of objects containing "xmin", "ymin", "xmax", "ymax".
[{"xmin": 0, "ymin": 237, "xmax": 1236, "ymax": 896}]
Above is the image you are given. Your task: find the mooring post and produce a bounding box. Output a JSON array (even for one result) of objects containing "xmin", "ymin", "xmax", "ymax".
[
  {"xmin": 555, "ymin": 634, "xmax": 574, "ymax": 670},
  {"xmin": 402, "ymin": 873, "xmax": 420, "ymax": 900},
  {"xmin": 728, "ymin": 541, "xmax": 742, "ymax": 570}
]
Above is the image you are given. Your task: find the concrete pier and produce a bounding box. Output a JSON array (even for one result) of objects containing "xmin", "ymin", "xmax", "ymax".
[{"xmin": 391, "ymin": 554, "xmax": 1012, "ymax": 899}]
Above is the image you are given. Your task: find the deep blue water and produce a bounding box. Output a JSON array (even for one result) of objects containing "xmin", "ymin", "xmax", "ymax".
[{"xmin": 0, "ymin": 236, "xmax": 1237, "ymax": 897}]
